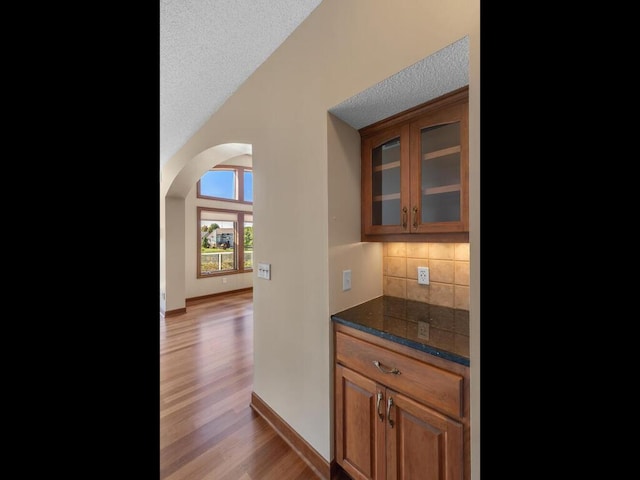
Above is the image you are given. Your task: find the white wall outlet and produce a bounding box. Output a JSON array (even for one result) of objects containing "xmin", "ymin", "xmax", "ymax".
[
  {"xmin": 417, "ymin": 267, "xmax": 429, "ymax": 285},
  {"xmin": 257, "ymin": 262, "xmax": 271, "ymax": 280},
  {"xmin": 418, "ymin": 321, "xmax": 430, "ymax": 339},
  {"xmin": 342, "ymin": 269, "xmax": 351, "ymax": 291}
]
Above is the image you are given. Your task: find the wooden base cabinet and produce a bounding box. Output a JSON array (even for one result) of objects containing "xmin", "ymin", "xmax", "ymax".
[
  {"xmin": 334, "ymin": 325, "xmax": 469, "ymax": 480},
  {"xmin": 335, "ymin": 365, "xmax": 384, "ymax": 480},
  {"xmin": 386, "ymin": 388, "xmax": 463, "ymax": 480}
]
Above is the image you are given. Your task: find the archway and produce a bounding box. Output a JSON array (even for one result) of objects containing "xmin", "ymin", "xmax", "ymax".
[{"xmin": 160, "ymin": 143, "xmax": 253, "ymax": 315}]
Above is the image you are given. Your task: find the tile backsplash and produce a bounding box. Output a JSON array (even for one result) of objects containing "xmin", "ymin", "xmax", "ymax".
[{"xmin": 383, "ymin": 242, "xmax": 469, "ymax": 310}]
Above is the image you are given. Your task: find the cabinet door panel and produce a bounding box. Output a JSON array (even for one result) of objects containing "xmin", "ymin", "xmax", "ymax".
[
  {"xmin": 409, "ymin": 98, "xmax": 468, "ymax": 234},
  {"xmin": 335, "ymin": 364, "xmax": 385, "ymax": 480},
  {"xmin": 362, "ymin": 125, "xmax": 411, "ymax": 235},
  {"xmin": 386, "ymin": 390, "xmax": 463, "ymax": 480}
]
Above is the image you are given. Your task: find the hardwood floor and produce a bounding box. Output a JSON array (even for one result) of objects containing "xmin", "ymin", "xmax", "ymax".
[{"xmin": 160, "ymin": 290, "xmax": 342, "ymax": 480}]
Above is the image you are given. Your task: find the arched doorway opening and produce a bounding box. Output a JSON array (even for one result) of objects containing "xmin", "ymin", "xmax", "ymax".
[{"xmin": 161, "ymin": 143, "xmax": 253, "ymax": 315}]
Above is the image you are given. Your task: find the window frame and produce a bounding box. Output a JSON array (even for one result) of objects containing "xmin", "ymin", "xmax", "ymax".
[
  {"xmin": 197, "ymin": 206, "xmax": 253, "ymax": 279},
  {"xmin": 197, "ymin": 165, "xmax": 253, "ymax": 205}
]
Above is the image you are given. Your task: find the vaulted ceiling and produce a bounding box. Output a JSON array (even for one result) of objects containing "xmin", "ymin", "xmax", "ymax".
[
  {"xmin": 160, "ymin": 1, "xmax": 468, "ymax": 170},
  {"xmin": 160, "ymin": 0, "xmax": 322, "ymax": 168}
]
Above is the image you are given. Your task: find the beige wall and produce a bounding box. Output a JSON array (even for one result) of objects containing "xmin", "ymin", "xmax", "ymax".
[
  {"xmin": 327, "ymin": 113, "xmax": 384, "ymax": 316},
  {"xmin": 160, "ymin": 0, "xmax": 479, "ymax": 474},
  {"xmin": 162, "ymin": 196, "xmax": 185, "ymax": 313}
]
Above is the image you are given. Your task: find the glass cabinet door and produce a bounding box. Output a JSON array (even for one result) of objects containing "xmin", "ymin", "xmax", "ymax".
[
  {"xmin": 420, "ymin": 121, "xmax": 461, "ymax": 223},
  {"xmin": 410, "ymin": 101, "xmax": 468, "ymax": 233},
  {"xmin": 362, "ymin": 125, "xmax": 410, "ymax": 235},
  {"xmin": 372, "ymin": 136, "xmax": 401, "ymax": 225}
]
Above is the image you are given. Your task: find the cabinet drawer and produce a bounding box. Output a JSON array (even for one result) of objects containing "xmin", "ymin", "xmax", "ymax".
[{"xmin": 336, "ymin": 331, "xmax": 463, "ymax": 419}]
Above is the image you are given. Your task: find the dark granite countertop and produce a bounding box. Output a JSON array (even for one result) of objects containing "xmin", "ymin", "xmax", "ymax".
[{"xmin": 331, "ymin": 295, "xmax": 470, "ymax": 366}]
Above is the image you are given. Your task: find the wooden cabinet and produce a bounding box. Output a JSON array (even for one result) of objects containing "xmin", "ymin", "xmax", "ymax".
[
  {"xmin": 360, "ymin": 87, "xmax": 469, "ymax": 243},
  {"xmin": 334, "ymin": 324, "xmax": 469, "ymax": 480}
]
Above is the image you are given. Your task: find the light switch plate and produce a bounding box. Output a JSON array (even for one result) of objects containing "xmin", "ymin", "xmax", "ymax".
[{"xmin": 257, "ymin": 262, "xmax": 271, "ymax": 280}]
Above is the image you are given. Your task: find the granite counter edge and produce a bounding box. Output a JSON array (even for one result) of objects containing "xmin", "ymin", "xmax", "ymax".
[{"xmin": 331, "ymin": 315, "xmax": 470, "ymax": 367}]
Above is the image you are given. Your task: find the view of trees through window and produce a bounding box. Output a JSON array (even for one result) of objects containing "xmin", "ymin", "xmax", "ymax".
[
  {"xmin": 196, "ymin": 163, "xmax": 253, "ymax": 278},
  {"xmin": 199, "ymin": 217, "xmax": 253, "ymax": 275}
]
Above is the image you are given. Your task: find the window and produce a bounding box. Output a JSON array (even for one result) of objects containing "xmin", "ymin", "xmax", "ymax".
[
  {"xmin": 197, "ymin": 164, "xmax": 253, "ymax": 278},
  {"xmin": 198, "ymin": 166, "xmax": 253, "ymax": 204},
  {"xmin": 198, "ymin": 208, "xmax": 253, "ymax": 278},
  {"xmin": 243, "ymin": 219, "xmax": 253, "ymax": 270},
  {"xmin": 244, "ymin": 170, "xmax": 253, "ymax": 202}
]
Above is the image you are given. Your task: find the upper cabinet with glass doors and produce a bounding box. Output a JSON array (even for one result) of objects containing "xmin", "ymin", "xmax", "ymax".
[{"xmin": 360, "ymin": 87, "xmax": 469, "ymax": 242}]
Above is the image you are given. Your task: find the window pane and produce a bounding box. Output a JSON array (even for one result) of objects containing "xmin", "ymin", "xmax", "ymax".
[
  {"xmin": 243, "ymin": 220, "xmax": 253, "ymax": 270},
  {"xmin": 200, "ymin": 218, "xmax": 236, "ymax": 274},
  {"xmin": 200, "ymin": 170, "xmax": 236, "ymax": 199},
  {"xmin": 244, "ymin": 171, "xmax": 253, "ymax": 202}
]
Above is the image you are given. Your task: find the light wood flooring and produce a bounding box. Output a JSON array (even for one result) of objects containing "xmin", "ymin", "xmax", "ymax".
[{"xmin": 160, "ymin": 290, "xmax": 340, "ymax": 480}]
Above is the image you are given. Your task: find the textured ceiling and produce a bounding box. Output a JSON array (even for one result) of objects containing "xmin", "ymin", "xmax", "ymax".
[
  {"xmin": 329, "ymin": 36, "xmax": 469, "ymax": 130},
  {"xmin": 160, "ymin": 1, "xmax": 468, "ymax": 169},
  {"xmin": 160, "ymin": 0, "xmax": 322, "ymax": 167}
]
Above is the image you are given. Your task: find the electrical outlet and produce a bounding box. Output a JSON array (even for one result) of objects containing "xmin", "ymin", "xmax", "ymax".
[
  {"xmin": 342, "ymin": 270, "xmax": 351, "ymax": 291},
  {"xmin": 417, "ymin": 267, "xmax": 429, "ymax": 285},
  {"xmin": 418, "ymin": 321, "xmax": 430, "ymax": 340}
]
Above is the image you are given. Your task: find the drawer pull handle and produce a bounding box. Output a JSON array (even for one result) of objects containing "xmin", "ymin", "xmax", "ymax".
[
  {"xmin": 376, "ymin": 392, "xmax": 384, "ymax": 422},
  {"xmin": 387, "ymin": 396, "xmax": 394, "ymax": 428},
  {"xmin": 373, "ymin": 360, "xmax": 400, "ymax": 375},
  {"xmin": 402, "ymin": 206, "xmax": 408, "ymax": 229}
]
